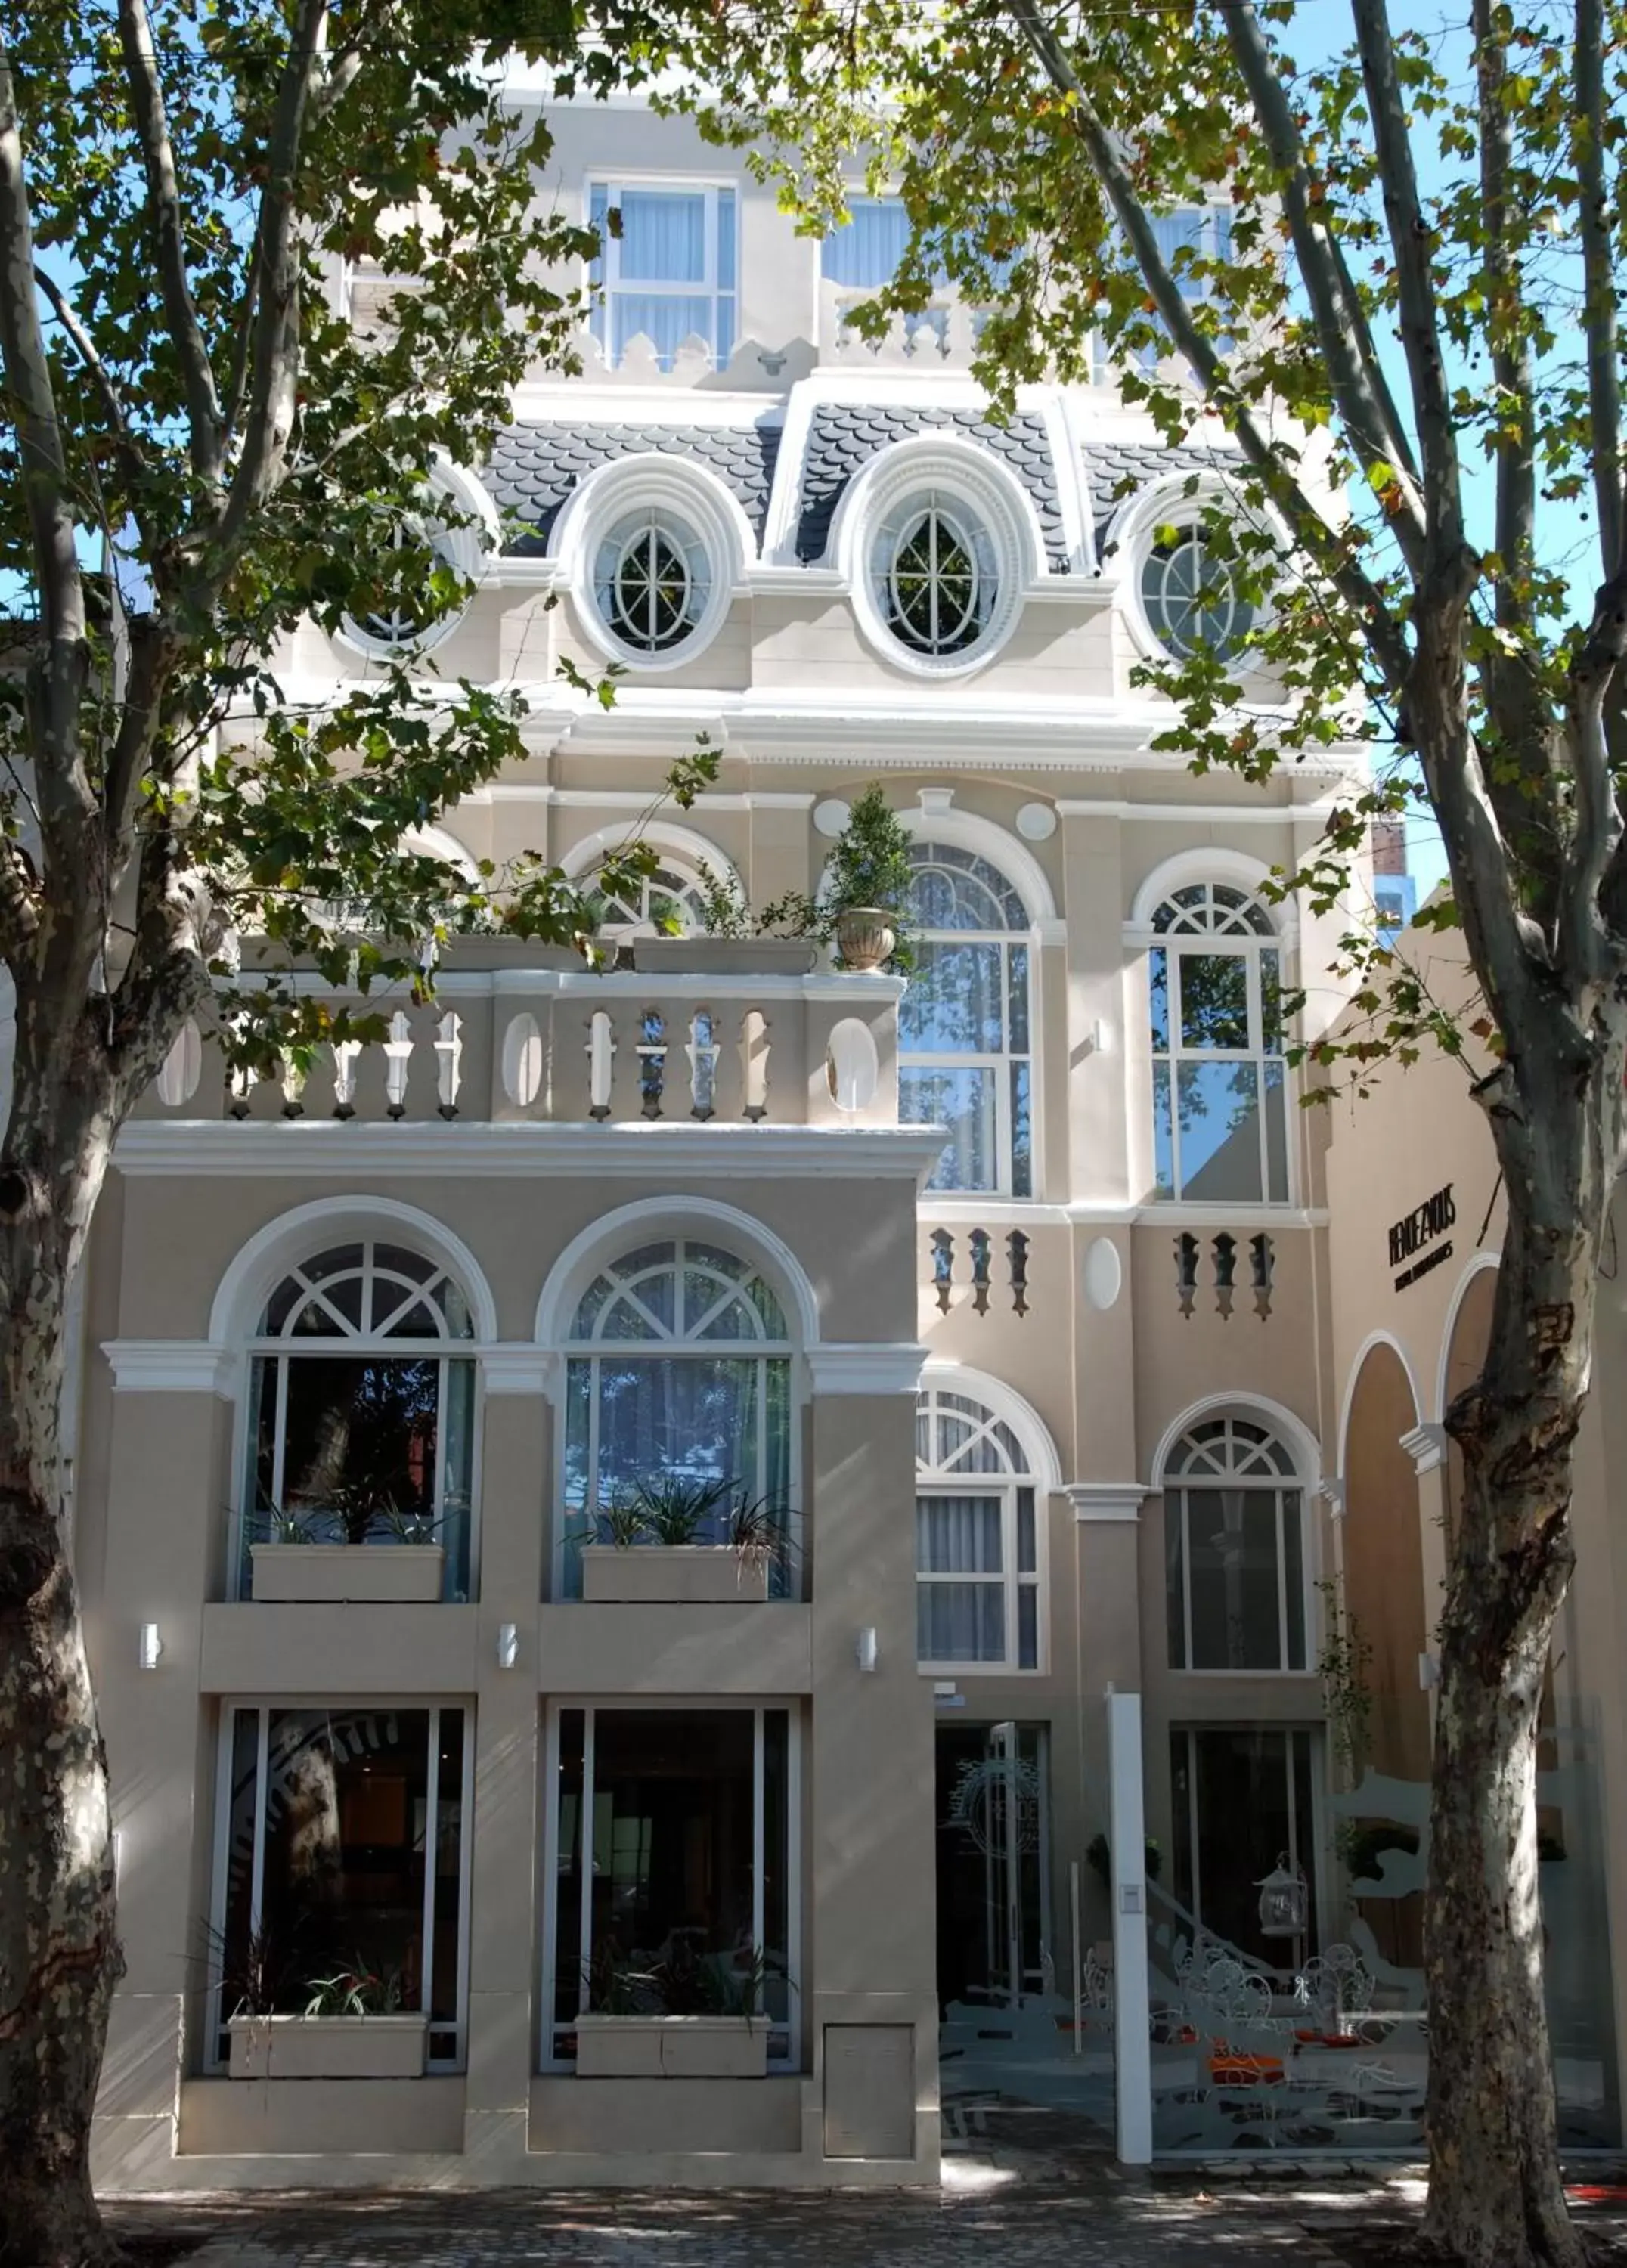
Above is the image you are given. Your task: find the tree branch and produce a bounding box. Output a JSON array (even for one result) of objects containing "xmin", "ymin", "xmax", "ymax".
[
  {"xmin": 1472, "ymin": 0, "xmax": 1536, "ymax": 606},
  {"xmin": 33, "ymin": 267, "xmax": 147, "ymax": 494},
  {"xmin": 212, "ymin": 0, "xmax": 327, "ymax": 562},
  {"xmin": 0, "ymin": 43, "xmax": 98, "ymax": 888},
  {"xmin": 1575, "ymin": 0, "xmax": 1623, "ymax": 579},
  {"xmin": 116, "ymin": 0, "xmax": 224, "ymax": 488},
  {"xmin": 1011, "ymin": 0, "xmax": 1412, "ymax": 691},
  {"xmin": 1571, "ymin": 565, "xmax": 1627, "ymax": 969},
  {"xmin": 1348, "ymin": 0, "xmax": 1464, "ymax": 561},
  {"xmin": 1222, "ymin": 2, "xmax": 1427, "ymax": 578}
]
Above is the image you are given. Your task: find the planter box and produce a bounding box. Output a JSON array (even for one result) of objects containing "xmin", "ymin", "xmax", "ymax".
[
  {"xmin": 628, "ymin": 937, "xmax": 817, "ymax": 977},
  {"xmin": 249, "ymin": 1542, "xmax": 445, "ymax": 1603},
  {"xmin": 227, "ymin": 2013, "xmax": 428, "ymax": 2080},
  {"xmin": 575, "ymin": 2014, "xmax": 768, "ymax": 2079},
  {"xmin": 580, "ymin": 1545, "xmax": 770, "ymax": 1605}
]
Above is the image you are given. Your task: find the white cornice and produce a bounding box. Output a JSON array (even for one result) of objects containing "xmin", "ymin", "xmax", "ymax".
[
  {"xmin": 104, "ymin": 1340, "xmax": 233, "ymax": 1396},
  {"xmin": 481, "ymin": 1346, "xmax": 561, "ymax": 1398},
  {"xmin": 1057, "ymin": 796, "xmax": 1347, "ymax": 826},
  {"xmin": 115, "ymin": 1120, "xmax": 949, "ymax": 1184},
  {"xmin": 804, "ymin": 1342, "xmax": 928, "ymax": 1395},
  {"xmin": 1399, "ymin": 1421, "xmax": 1448, "ymax": 1475},
  {"xmin": 1317, "ymin": 1474, "xmax": 1347, "ymax": 1518},
  {"xmin": 1065, "ymin": 1483, "xmax": 1151, "ymax": 1524}
]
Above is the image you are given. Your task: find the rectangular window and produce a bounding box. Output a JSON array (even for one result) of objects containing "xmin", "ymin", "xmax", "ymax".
[
  {"xmin": 916, "ymin": 1486, "xmax": 1040, "ymax": 1670},
  {"xmin": 821, "ymin": 194, "xmax": 911, "ymax": 289},
  {"xmin": 1168, "ymin": 1485, "xmax": 1307, "ymax": 1670},
  {"xmin": 1149, "ymin": 940, "xmax": 1288, "ymax": 1204},
  {"xmin": 547, "ymin": 1706, "xmax": 797, "ymax": 2065},
  {"xmin": 210, "ymin": 1704, "xmax": 469, "ymax": 2070},
  {"xmin": 589, "ymin": 181, "xmax": 737, "ymax": 368},
  {"xmin": 1170, "ymin": 1725, "xmax": 1319, "ymax": 1964}
]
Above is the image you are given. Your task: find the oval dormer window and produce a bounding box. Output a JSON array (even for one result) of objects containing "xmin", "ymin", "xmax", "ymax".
[
  {"xmin": 872, "ymin": 493, "xmax": 999, "ymax": 659},
  {"xmin": 1141, "ymin": 524, "xmax": 1254, "ymax": 661},
  {"xmin": 593, "ymin": 508, "xmax": 711, "ymax": 655}
]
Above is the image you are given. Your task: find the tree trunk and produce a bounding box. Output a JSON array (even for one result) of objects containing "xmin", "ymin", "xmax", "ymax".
[
  {"xmin": 1423, "ymin": 1190, "xmax": 1596, "ymax": 2268},
  {"xmin": 0, "ymin": 1024, "xmax": 123, "ymax": 2268}
]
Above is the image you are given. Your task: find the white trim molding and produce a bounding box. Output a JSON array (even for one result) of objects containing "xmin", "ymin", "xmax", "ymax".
[
  {"xmin": 104, "ymin": 1340, "xmax": 233, "ymax": 1397},
  {"xmin": 1399, "ymin": 1421, "xmax": 1448, "ymax": 1475},
  {"xmin": 556, "ymin": 816, "xmax": 741, "ymax": 897},
  {"xmin": 1434, "ymin": 1249, "xmax": 1501, "ymax": 1424},
  {"xmin": 1148, "ymin": 1390, "xmax": 1322, "ymax": 1494},
  {"xmin": 897, "ymin": 800, "xmax": 1058, "ymax": 930},
  {"xmin": 481, "ymin": 1346, "xmax": 561, "ymax": 1399},
  {"xmin": 206, "ymin": 1193, "xmax": 500, "ymax": 1346},
  {"xmin": 549, "ymin": 451, "xmax": 757, "ymax": 675},
  {"xmin": 805, "ymin": 1342, "xmax": 928, "ymax": 1396},
  {"xmin": 1065, "ymin": 1483, "xmax": 1150, "ymax": 1524},
  {"xmin": 1317, "ymin": 1474, "xmax": 1347, "ymax": 1519},
  {"xmin": 1126, "ymin": 844, "xmax": 1289, "ymax": 940},
  {"xmin": 535, "ymin": 1192, "xmax": 823, "ymax": 1351},
  {"xmin": 918, "ymin": 1358, "xmax": 1064, "ymax": 1491}
]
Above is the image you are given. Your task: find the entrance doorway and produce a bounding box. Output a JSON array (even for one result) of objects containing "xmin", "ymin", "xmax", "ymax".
[{"xmin": 935, "ymin": 1721, "xmax": 1050, "ymax": 2012}]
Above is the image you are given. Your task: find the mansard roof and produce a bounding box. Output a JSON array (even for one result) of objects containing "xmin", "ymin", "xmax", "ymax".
[
  {"xmin": 1080, "ymin": 441, "xmax": 1244, "ymax": 552},
  {"xmin": 793, "ymin": 404, "xmax": 1067, "ymax": 569},
  {"xmin": 484, "ymin": 420, "xmax": 782, "ymax": 556}
]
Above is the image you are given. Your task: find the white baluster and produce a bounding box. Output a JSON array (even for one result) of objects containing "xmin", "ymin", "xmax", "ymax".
[
  {"xmin": 383, "ymin": 1009, "xmax": 413, "ymax": 1118},
  {"xmin": 279, "ymin": 1055, "xmax": 307, "ymax": 1119},
  {"xmin": 434, "ymin": 1011, "xmax": 463, "ymax": 1119},
  {"xmin": 330, "ymin": 1038, "xmax": 362, "ymax": 1119},
  {"xmin": 686, "ymin": 1008, "xmax": 718, "ymax": 1121},
  {"xmin": 741, "ymin": 1009, "xmax": 770, "ymax": 1122},
  {"xmin": 227, "ymin": 1059, "xmax": 257, "ymax": 1119},
  {"xmin": 587, "ymin": 1009, "xmax": 615, "ymax": 1120}
]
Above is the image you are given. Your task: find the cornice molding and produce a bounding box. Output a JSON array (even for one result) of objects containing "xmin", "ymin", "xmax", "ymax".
[
  {"xmin": 1399, "ymin": 1421, "xmax": 1448, "ymax": 1475},
  {"xmin": 104, "ymin": 1340, "xmax": 232, "ymax": 1396},
  {"xmin": 1317, "ymin": 1474, "xmax": 1347, "ymax": 1518},
  {"xmin": 481, "ymin": 1346, "xmax": 561, "ymax": 1398},
  {"xmin": 1064, "ymin": 1482, "xmax": 1151, "ymax": 1524},
  {"xmin": 116, "ymin": 1122, "xmax": 950, "ymax": 1184},
  {"xmin": 804, "ymin": 1342, "xmax": 928, "ymax": 1396}
]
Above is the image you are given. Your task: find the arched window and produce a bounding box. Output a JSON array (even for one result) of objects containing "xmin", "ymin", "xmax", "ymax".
[
  {"xmin": 1164, "ymin": 1414, "xmax": 1306, "ymax": 1671},
  {"xmin": 1148, "ymin": 881, "xmax": 1286, "ymax": 1203},
  {"xmin": 587, "ymin": 856, "xmax": 712, "ymax": 940},
  {"xmin": 561, "ymin": 1238, "xmax": 794, "ymax": 1594},
  {"xmin": 899, "ymin": 842, "xmax": 1033, "ymax": 1196},
  {"xmin": 241, "ymin": 1241, "xmax": 476, "ymax": 1599},
  {"xmin": 915, "ymin": 1383, "xmax": 1041, "ymax": 1669},
  {"xmin": 593, "ymin": 507, "xmax": 712, "ymax": 654}
]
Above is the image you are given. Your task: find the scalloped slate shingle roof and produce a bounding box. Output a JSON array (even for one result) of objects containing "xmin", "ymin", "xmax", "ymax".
[
  {"xmin": 1082, "ymin": 442, "xmax": 1241, "ymax": 552},
  {"xmin": 484, "ymin": 422, "xmax": 782, "ymax": 556},
  {"xmin": 795, "ymin": 406, "xmax": 1068, "ymax": 569}
]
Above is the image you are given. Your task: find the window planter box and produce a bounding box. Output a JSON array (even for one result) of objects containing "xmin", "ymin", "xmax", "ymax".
[
  {"xmin": 226, "ymin": 2013, "xmax": 428, "ymax": 2081},
  {"xmin": 249, "ymin": 1542, "xmax": 445, "ymax": 1603},
  {"xmin": 574, "ymin": 2014, "xmax": 767, "ymax": 2079},
  {"xmin": 579, "ymin": 1545, "xmax": 769, "ymax": 1606}
]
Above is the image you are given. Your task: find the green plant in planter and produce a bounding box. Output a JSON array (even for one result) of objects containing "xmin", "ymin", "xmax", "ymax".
[
  {"xmin": 624, "ymin": 1472, "xmax": 735, "ymax": 1546},
  {"xmin": 586, "ymin": 1932, "xmax": 779, "ymax": 2026},
  {"xmin": 302, "ymin": 1957, "xmax": 408, "ymax": 2017}
]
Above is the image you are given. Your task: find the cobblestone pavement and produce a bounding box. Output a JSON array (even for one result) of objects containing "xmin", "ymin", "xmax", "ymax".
[{"xmin": 101, "ymin": 2110, "xmax": 1627, "ymax": 2268}]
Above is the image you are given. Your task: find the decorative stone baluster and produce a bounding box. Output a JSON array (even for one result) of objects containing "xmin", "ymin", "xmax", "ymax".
[
  {"xmin": 741, "ymin": 1010, "xmax": 770, "ymax": 1122},
  {"xmin": 279, "ymin": 1056, "xmax": 307, "ymax": 1120},
  {"xmin": 968, "ymin": 1228, "xmax": 992, "ymax": 1315},
  {"xmin": 1213, "ymin": 1232, "xmax": 1238, "ymax": 1320},
  {"xmin": 930, "ymin": 1228, "xmax": 954, "ymax": 1314},
  {"xmin": 637, "ymin": 1010, "xmax": 667, "ymax": 1120},
  {"xmin": 330, "ymin": 1039, "xmax": 361, "ymax": 1120},
  {"xmin": 434, "ymin": 1011, "xmax": 463, "ymax": 1120},
  {"xmin": 383, "ymin": 1009, "xmax": 413, "ymax": 1120},
  {"xmin": 1007, "ymin": 1231, "xmax": 1030, "ymax": 1318},
  {"xmin": 587, "ymin": 1009, "xmax": 615, "ymax": 1121},
  {"xmin": 686, "ymin": 1008, "xmax": 718, "ymax": 1121},
  {"xmin": 1250, "ymin": 1233, "xmax": 1275, "ymax": 1320},
  {"xmin": 1175, "ymin": 1232, "xmax": 1199, "ymax": 1318}
]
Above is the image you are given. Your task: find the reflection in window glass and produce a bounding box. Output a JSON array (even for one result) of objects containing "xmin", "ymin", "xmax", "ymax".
[
  {"xmin": 1170, "ymin": 1725, "xmax": 1319, "ymax": 1964},
  {"xmin": 1147, "ymin": 889, "xmax": 1288, "ymax": 1203},
  {"xmin": 1164, "ymin": 1417, "xmax": 1305, "ymax": 1671},
  {"xmin": 898, "ymin": 844, "xmax": 1032, "ymax": 1195},
  {"xmin": 212, "ymin": 1706, "xmax": 466, "ymax": 2068},
  {"xmin": 916, "ymin": 1387, "xmax": 1043, "ymax": 1671}
]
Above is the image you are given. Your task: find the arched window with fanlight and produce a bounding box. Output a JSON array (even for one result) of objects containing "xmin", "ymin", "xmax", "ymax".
[
  {"xmin": 560, "ymin": 1238, "xmax": 795, "ymax": 1596},
  {"xmin": 585, "ymin": 856, "xmax": 714, "ymax": 941},
  {"xmin": 1148, "ymin": 881, "xmax": 1287, "ymax": 1204},
  {"xmin": 1164, "ymin": 1414, "xmax": 1306, "ymax": 1671},
  {"xmin": 915, "ymin": 1381, "xmax": 1043, "ymax": 1670},
  {"xmin": 899, "ymin": 842, "xmax": 1033, "ymax": 1196},
  {"xmin": 239, "ymin": 1240, "xmax": 477, "ymax": 1599}
]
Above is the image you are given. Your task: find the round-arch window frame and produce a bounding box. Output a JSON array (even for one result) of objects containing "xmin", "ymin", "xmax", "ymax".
[
  {"xmin": 235, "ymin": 1239, "xmax": 478, "ymax": 1601},
  {"xmin": 915, "ymin": 1382, "xmax": 1044, "ymax": 1672},
  {"xmin": 1164, "ymin": 1414, "xmax": 1306, "ymax": 1672},
  {"xmin": 897, "ymin": 841, "xmax": 1034, "ymax": 1198}
]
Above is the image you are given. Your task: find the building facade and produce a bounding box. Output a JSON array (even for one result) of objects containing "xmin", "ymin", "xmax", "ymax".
[{"xmin": 36, "ymin": 88, "xmax": 1455, "ymax": 2189}]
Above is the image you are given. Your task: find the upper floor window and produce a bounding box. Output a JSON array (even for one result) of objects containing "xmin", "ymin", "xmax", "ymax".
[
  {"xmin": 874, "ymin": 494, "xmax": 999, "ymax": 659},
  {"xmin": 561, "ymin": 1239, "xmax": 793, "ymax": 1595},
  {"xmin": 1148, "ymin": 882, "xmax": 1286, "ymax": 1204},
  {"xmin": 241, "ymin": 1241, "xmax": 476, "ymax": 1599},
  {"xmin": 915, "ymin": 1383, "xmax": 1041, "ymax": 1671},
  {"xmin": 821, "ymin": 195, "xmax": 910, "ymax": 289},
  {"xmin": 593, "ymin": 507, "xmax": 712, "ymax": 655},
  {"xmin": 588, "ymin": 181, "xmax": 736, "ymax": 370},
  {"xmin": 587, "ymin": 855, "xmax": 712, "ymax": 940},
  {"xmin": 1164, "ymin": 1414, "xmax": 1306, "ymax": 1672},
  {"xmin": 1140, "ymin": 522, "xmax": 1255, "ymax": 662},
  {"xmin": 899, "ymin": 843, "xmax": 1032, "ymax": 1196}
]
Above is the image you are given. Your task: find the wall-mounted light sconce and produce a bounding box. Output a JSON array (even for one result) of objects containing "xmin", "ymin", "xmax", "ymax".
[
  {"xmin": 138, "ymin": 1622, "xmax": 163, "ymax": 1671},
  {"xmin": 1089, "ymin": 1018, "xmax": 1113, "ymax": 1055},
  {"xmin": 856, "ymin": 1627, "xmax": 878, "ymax": 1674},
  {"xmin": 497, "ymin": 1622, "xmax": 519, "ymax": 1671}
]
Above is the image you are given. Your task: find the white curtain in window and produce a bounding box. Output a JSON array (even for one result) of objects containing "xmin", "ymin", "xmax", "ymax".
[
  {"xmin": 618, "ymin": 190, "xmax": 707, "ymax": 281},
  {"xmin": 918, "ymin": 1493, "xmax": 1003, "ymax": 1572},
  {"xmin": 822, "ymin": 196, "xmax": 910, "ymax": 288}
]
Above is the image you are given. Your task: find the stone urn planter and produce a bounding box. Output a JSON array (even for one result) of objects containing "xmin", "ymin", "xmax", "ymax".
[
  {"xmin": 249, "ymin": 1542, "xmax": 445, "ymax": 1603},
  {"xmin": 227, "ymin": 2012, "xmax": 428, "ymax": 2080},
  {"xmin": 574, "ymin": 2014, "xmax": 767, "ymax": 2079},
  {"xmin": 833, "ymin": 907, "xmax": 897, "ymax": 972},
  {"xmin": 580, "ymin": 1544, "xmax": 770, "ymax": 1605}
]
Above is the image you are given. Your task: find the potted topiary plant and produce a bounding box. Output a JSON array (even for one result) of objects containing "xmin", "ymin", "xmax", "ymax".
[{"xmin": 822, "ymin": 786, "xmax": 914, "ymax": 972}]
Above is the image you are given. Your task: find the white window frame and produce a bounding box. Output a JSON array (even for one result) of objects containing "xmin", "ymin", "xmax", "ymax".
[
  {"xmin": 914, "ymin": 1383, "xmax": 1046, "ymax": 1676},
  {"xmin": 231, "ymin": 1241, "xmax": 482, "ymax": 1602},
  {"xmin": 1164, "ymin": 1415, "xmax": 1309, "ymax": 1675},
  {"xmin": 538, "ymin": 1699, "xmax": 803, "ymax": 2073},
  {"xmin": 205, "ymin": 1699, "xmax": 476, "ymax": 2074},
  {"xmin": 556, "ymin": 1238, "xmax": 801, "ymax": 1600},
  {"xmin": 586, "ymin": 176, "xmax": 739, "ymax": 370},
  {"xmin": 1146, "ymin": 885, "xmax": 1289, "ymax": 1207},
  {"xmin": 898, "ymin": 841, "xmax": 1035, "ymax": 1199}
]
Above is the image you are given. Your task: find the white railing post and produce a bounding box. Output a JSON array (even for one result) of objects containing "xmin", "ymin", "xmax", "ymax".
[{"xmin": 1107, "ymin": 1685, "xmax": 1153, "ymax": 2164}]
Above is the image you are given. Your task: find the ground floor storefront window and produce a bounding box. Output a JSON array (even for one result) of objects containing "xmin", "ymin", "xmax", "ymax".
[
  {"xmin": 1168, "ymin": 1724, "xmax": 1320, "ymax": 1966},
  {"xmin": 211, "ymin": 1704, "xmax": 470, "ymax": 2068},
  {"xmin": 544, "ymin": 1706, "xmax": 797, "ymax": 2065}
]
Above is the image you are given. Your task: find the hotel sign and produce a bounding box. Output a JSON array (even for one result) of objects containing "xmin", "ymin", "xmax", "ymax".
[{"xmin": 1389, "ymin": 1183, "xmax": 1455, "ymax": 1292}]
